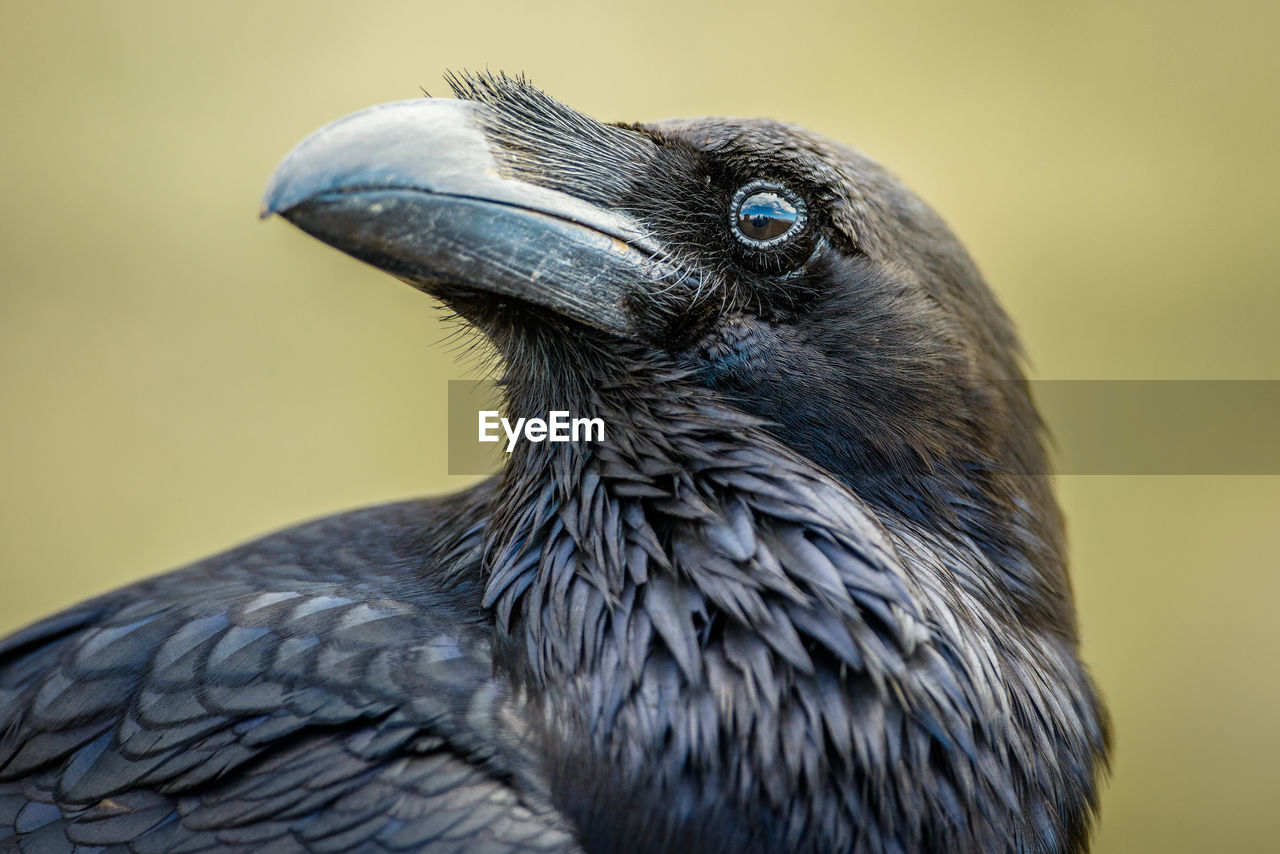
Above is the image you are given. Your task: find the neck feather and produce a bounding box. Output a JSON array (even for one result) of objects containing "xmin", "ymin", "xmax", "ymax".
[{"xmin": 478, "ymin": 373, "xmax": 1105, "ymax": 853}]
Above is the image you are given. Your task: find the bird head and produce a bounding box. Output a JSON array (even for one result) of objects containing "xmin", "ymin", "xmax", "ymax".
[{"xmin": 262, "ymin": 72, "xmax": 1067, "ymax": 631}]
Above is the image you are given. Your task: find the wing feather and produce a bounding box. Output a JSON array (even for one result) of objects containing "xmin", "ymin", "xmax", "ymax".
[{"xmin": 0, "ymin": 487, "xmax": 580, "ymax": 852}]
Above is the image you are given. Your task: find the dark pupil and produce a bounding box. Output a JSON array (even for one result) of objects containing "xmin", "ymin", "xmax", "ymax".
[{"xmin": 737, "ymin": 191, "xmax": 798, "ymax": 241}]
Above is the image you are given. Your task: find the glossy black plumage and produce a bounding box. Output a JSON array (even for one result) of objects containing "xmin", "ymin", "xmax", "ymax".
[
  {"xmin": 0, "ymin": 74, "xmax": 1108, "ymax": 853},
  {"xmin": 1, "ymin": 487, "xmax": 580, "ymax": 852}
]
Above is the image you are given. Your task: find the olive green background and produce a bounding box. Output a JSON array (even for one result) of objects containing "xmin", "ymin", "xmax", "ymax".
[{"xmin": 2, "ymin": 2, "xmax": 1277, "ymax": 851}]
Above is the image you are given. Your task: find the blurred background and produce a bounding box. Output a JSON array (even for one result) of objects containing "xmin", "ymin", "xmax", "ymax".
[{"xmin": 2, "ymin": 1, "xmax": 1276, "ymax": 850}]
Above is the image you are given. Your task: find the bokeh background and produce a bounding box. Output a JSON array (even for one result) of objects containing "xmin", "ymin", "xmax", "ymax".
[{"xmin": 2, "ymin": 1, "xmax": 1277, "ymax": 850}]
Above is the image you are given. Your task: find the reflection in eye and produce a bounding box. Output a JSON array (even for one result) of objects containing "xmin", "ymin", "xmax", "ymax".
[
  {"xmin": 737, "ymin": 192, "xmax": 799, "ymax": 241},
  {"xmin": 731, "ymin": 183, "xmax": 806, "ymax": 247}
]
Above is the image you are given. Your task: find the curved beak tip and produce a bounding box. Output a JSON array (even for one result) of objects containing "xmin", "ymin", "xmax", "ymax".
[
  {"xmin": 258, "ymin": 172, "xmax": 293, "ymax": 220},
  {"xmin": 260, "ymin": 168, "xmax": 315, "ymax": 222}
]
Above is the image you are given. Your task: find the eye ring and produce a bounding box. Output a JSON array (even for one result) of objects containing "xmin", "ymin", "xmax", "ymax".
[{"xmin": 730, "ymin": 180, "xmax": 808, "ymax": 249}]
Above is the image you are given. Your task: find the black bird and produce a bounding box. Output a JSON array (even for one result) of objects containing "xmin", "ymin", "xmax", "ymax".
[{"xmin": 0, "ymin": 74, "xmax": 1108, "ymax": 853}]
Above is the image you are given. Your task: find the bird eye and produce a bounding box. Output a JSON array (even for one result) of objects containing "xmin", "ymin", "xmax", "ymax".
[{"xmin": 731, "ymin": 181, "xmax": 807, "ymax": 248}]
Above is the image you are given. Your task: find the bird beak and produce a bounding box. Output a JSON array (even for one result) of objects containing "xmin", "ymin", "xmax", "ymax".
[{"xmin": 261, "ymin": 98, "xmax": 670, "ymax": 336}]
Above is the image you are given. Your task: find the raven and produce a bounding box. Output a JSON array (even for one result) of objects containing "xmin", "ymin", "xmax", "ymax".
[{"xmin": 0, "ymin": 74, "xmax": 1108, "ymax": 853}]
